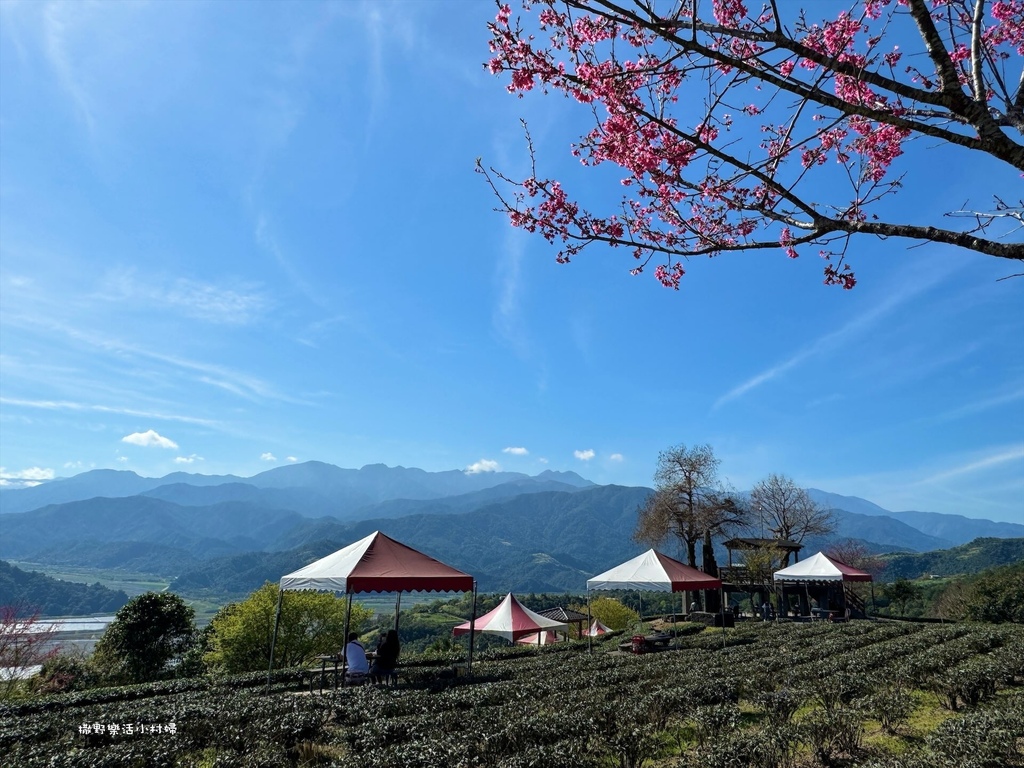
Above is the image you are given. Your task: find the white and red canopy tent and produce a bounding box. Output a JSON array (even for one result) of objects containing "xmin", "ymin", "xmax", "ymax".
[
  {"xmin": 269, "ymin": 531, "xmax": 477, "ymax": 681},
  {"xmin": 587, "ymin": 549, "xmax": 723, "ymax": 592},
  {"xmin": 773, "ymin": 552, "xmax": 873, "ymax": 583},
  {"xmin": 453, "ymin": 593, "xmax": 568, "ymax": 643},
  {"xmin": 583, "ymin": 618, "xmax": 612, "ymax": 636},
  {"xmin": 773, "ymin": 551, "xmax": 874, "ymax": 618},
  {"xmin": 586, "ymin": 549, "xmax": 724, "ymax": 649}
]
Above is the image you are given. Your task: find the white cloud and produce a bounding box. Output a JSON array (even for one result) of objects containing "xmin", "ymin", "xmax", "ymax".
[
  {"xmin": 609, "ymin": 453, "xmax": 624, "ymax": 462},
  {"xmin": 538, "ymin": 457, "xmax": 549, "ymax": 464},
  {"xmin": 574, "ymin": 449, "xmax": 595, "ymax": 461},
  {"xmin": 122, "ymin": 429, "xmax": 178, "ymax": 449},
  {"xmin": 174, "ymin": 454, "xmax": 204, "ymax": 464},
  {"xmin": 286, "ymin": 456, "xmax": 298, "ymax": 462},
  {"xmin": 261, "ymin": 452, "xmax": 277, "ymax": 461},
  {"xmin": 117, "ymin": 456, "xmax": 129, "ymax": 463},
  {"xmin": 0, "ymin": 466, "xmax": 56, "ymax": 481},
  {"xmin": 503, "ymin": 446, "xmax": 529, "ymax": 456},
  {"xmin": 465, "ymin": 459, "xmax": 500, "ymax": 474}
]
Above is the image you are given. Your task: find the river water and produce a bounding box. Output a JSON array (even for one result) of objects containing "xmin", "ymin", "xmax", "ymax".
[{"xmin": 2, "ymin": 615, "xmax": 116, "ymax": 681}]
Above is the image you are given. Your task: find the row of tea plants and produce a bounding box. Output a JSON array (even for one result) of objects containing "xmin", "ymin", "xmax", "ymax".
[{"xmin": 3, "ymin": 620, "xmax": 1022, "ymax": 767}]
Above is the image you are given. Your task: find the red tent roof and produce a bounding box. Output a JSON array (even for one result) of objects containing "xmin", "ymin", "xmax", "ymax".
[{"xmin": 280, "ymin": 531, "xmax": 473, "ymax": 594}]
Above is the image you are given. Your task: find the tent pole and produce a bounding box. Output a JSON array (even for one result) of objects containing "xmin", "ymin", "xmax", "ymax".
[
  {"xmin": 394, "ymin": 592, "xmax": 401, "ymax": 633},
  {"xmin": 587, "ymin": 587, "xmax": 592, "ymax": 654},
  {"xmin": 266, "ymin": 586, "xmax": 285, "ymax": 689},
  {"xmin": 343, "ymin": 592, "xmax": 353, "ymax": 667},
  {"xmin": 720, "ymin": 586, "xmax": 726, "ymax": 650},
  {"xmin": 467, "ymin": 581, "xmax": 477, "ymax": 675}
]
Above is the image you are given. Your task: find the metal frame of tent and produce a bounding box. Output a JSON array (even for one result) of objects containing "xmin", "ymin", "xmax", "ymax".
[{"xmin": 266, "ymin": 531, "xmax": 477, "ymax": 686}]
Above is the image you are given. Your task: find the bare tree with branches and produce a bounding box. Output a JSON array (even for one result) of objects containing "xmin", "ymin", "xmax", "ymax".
[{"xmin": 750, "ymin": 473, "xmax": 834, "ymax": 565}]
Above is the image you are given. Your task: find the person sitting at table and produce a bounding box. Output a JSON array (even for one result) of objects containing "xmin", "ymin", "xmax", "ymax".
[
  {"xmin": 344, "ymin": 632, "xmax": 369, "ymax": 683},
  {"xmin": 369, "ymin": 629, "xmax": 400, "ymax": 684}
]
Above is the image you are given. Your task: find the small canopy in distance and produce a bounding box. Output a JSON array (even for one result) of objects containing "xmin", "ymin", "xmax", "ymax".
[
  {"xmin": 453, "ymin": 593, "xmax": 568, "ymax": 643},
  {"xmin": 773, "ymin": 552, "xmax": 873, "ymax": 583},
  {"xmin": 583, "ymin": 618, "xmax": 612, "ymax": 636},
  {"xmin": 588, "ymin": 549, "xmax": 722, "ymax": 592},
  {"xmin": 279, "ymin": 530, "xmax": 473, "ymax": 594}
]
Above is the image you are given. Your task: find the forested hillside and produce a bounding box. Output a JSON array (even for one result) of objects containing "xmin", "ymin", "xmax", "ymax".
[{"xmin": 0, "ymin": 561, "xmax": 128, "ymax": 616}]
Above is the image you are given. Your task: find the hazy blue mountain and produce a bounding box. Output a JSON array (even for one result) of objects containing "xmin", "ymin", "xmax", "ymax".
[
  {"xmin": 806, "ymin": 489, "xmax": 894, "ymax": 517},
  {"xmin": 141, "ymin": 482, "xmax": 343, "ymax": 518},
  {"xmin": 0, "ymin": 497, "xmax": 304, "ymax": 562},
  {"xmin": 807, "ymin": 489, "xmax": 1024, "ymax": 545},
  {"xmin": 882, "ymin": 510, "xmax": 1024, "ymax": 544},
  {"xmin": 815, "ymin": 509, "xmax": 954, "ymax": 552},
  {"xmin": 0, "ymin": 468, "xmax": 243, "ymax": 515},
  {"xmin": 171, "ymin": 485, "xmax": 652, "ymax": 596},
  {"xmin": 0, "ymin": 461, "xmax": 596, "ymax": 516}
]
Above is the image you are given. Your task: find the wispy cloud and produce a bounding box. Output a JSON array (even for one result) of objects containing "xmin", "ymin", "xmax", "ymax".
[
  {"xmin": 503, "ymin": 446, "xmax": 529, "ymax": 456},
  {"xmin": 0, "ymin": 397, "xmax": 218, "ymax": 426},
  {"xmin": 934, "ymin": 386, "xmax": 1024, "ymax": 422},
  {"xmin": 915, "ymin": 446, "xmax": 1024, "ymax": 486},
  {"xmin": 574, "ymin": 449, "xmax": 595, "ymax": 461},
  {"xmin": 174, "ymin": 454, "xmax": 204, "ymax": 464},
  {"xmin": 465, "ymin": 458, "xmax": 500, "ymax": 474},
  {"xmin": 261, "ymin": 452, "xmax": 277, "ymax": 461},
  {"xmin": 42, "ymin": 2, "xmax": 97, "ymax": 137},
  {"xmin": 122, "ymin": 429, "xmax": 178, "ymax": 449},
  {"xmin": 609, "ymin": 453, "xmax": 624, "ymax": 462},
  {"xmin": 714, "ymin": 265, "xmax": 956, "ymax": 409},
  {"xmin": 97, "ymin": 269, "xmax": 271, "ymax": 325}
]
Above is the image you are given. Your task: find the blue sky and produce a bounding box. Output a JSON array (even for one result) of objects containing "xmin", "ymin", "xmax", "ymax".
[{"xmin": 0, "ymin": 1, "xmax": 1021, "ymax": 523}]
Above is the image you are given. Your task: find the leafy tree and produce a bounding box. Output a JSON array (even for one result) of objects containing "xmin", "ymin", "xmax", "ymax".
[
  {"xmin": 204, "ymin": 582, "xmax": 373, "ymax": 673},
  {"xmin": 634, "ymin": 443, "xmax": 745, "ymax": 572},
  {"xmin": 0, "ymin": 604, "xmax": 59, "ymax": 700},
  {"xmin": 882, "ymin": 578, "xmax": 922, "ymax": 616},
  {"xmin": 589, "ymin": 595, "xmax": 640, "ymax": 631},
  {"xmin": 91, "ymin": 591, "xmax": 197, "ymax": 684},
  {"xmin": 480, "ymin": 1, "xmax": 1023, "ymax": 290},
  {"xmin": 935, "ymin": 561, "xmax": 1024, "ymax": 623},
  {"xmin": 750, "ymin": 474, "xmax": 834, "ymax": 566}
]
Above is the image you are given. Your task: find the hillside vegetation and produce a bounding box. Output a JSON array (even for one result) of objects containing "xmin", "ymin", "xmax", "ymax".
[
  {"xmin": 3, "ymin": 620, "xmax": 1021, "ymax": 767},
  {"xmin": 0, "ymin": 561, "xmax": 128, "ymax": 617}
]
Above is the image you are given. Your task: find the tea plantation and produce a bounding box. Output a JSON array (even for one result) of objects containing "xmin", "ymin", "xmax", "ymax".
[{"xmin": 3, "ymin": 620, "xmax": 1022, "ymax": 767}]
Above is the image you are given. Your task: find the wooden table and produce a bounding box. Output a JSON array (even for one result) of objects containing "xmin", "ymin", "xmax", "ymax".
[{"xmin": 313, "ymin": 654, "xmax": 346, "ymax": 693}]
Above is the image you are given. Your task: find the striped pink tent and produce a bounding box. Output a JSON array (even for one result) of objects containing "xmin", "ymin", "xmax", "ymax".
[{"xmin": 453, "ymin": 593, "xmax": 567, "ymax": 643}]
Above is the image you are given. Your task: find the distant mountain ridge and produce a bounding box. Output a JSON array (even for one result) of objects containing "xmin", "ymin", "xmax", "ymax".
[{"xmin": 1, "ymin": 462, "xmax": 1021, "ymax": 593}]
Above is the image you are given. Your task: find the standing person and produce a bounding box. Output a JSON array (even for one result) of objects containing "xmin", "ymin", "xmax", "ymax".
[
  {"xmin": 369, "ymin": 629, "xmax": 401, "ymax": 684},
  {"xmin": 344, "ymin": 632, "xmax": 369, "ymax": 683}
]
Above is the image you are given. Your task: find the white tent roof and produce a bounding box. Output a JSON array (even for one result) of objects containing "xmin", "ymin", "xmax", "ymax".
[
  {"xmin": 453, "ymin": 593, "xmax": 568, "ymax": 642},
  {"xmin": 587, "ymin": 549, "xmax": 722, "ymax": 592},
  {"xmin": 773, "ymin": 551, "xmax": 872, "ymax": 582}
]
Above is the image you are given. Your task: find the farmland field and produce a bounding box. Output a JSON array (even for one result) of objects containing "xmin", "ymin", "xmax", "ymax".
[{"xmin": 3, "ymin": 619, "xmax": 1021, "ymax": 767}]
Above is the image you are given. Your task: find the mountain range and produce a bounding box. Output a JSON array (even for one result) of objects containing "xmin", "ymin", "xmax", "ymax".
[{"xmin": 1, "ymin": 462, "xmax": 1021, "ymax": 595}]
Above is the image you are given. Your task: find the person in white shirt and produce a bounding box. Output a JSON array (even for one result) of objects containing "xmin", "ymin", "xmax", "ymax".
[{"xmin": 344, "ymin": 632, "xmax": 369, "ymax": 680}]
